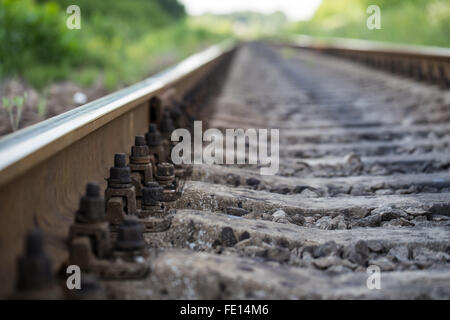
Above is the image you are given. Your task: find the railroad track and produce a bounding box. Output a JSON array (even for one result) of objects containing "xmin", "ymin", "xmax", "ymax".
[{"xmin": 0, "ymin": 38, "xmax": 449, "ymax": 299}]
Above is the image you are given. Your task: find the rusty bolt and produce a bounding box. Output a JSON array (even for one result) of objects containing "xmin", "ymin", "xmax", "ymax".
[
  {"xmin": 76, "ymin": 182, "xmax": 105, "ymax": 223},
  {"xmin": 115, "ymin": 217, "xmax": 145, "ymax": 251},
  {"xmin": 170, "ymin": 104, "xmax": 182, "ymax": 121},
  {"xmin": 142, "ymin": 182, "xmax": 163, "ymax": 206},
  {"xmin": 157, "ymin": 162, "xmax": 175, "ymax": 177},
  {"xmin": 131, "ymin": 135, "xmax": 149, "ymax": 158},
  {"xmin": 16, "ymin": 229, "xmax": 53, "ymax": 292},
  {"xmin": 146, "ymin": 124, "xmax": 161, "ymax": 147},
  {"xmin": 159, "ymin": 110, "xmax": 175, "ymax": 134},
  {"xmin": 135, "ymin": 135, "xmax": 146, "ymax": 146},
  {"xmin": 108, "ymin": 153, "xmax": 131, "ymax": 185}
]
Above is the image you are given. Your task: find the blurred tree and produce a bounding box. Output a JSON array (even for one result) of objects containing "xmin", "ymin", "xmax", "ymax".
[
  {"xmin": 0, "ymin": 0, "xmax": 80, "ymax": 76},
  {"xmin": 290, "ymin": 0, "xmax": 450, "ymax": 47},
  {"xmin": 155, "ymin": 0, "xmax": 185, "ymax": 19}
]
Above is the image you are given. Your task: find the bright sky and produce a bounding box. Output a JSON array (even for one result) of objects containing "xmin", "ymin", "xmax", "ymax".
[{"xmin": 179, "ymin": 0, "xmax": 323, "ymax": 21}]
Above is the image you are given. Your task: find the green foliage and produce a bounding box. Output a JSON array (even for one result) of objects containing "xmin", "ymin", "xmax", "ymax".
[
  {"xmin": 190, "ymin": 11, "xmax": 288, "ymax": 39},
  {"xmin": 290, "ymin": 0, "xmax": 450, "ymax": 47},
  {"xmin": 0, "ymin": 0, "xmax": 81, "ymax": 85},
  {"xmin": 155, "ymin": 0, "xmax": 185, "ymax": 19},
  {"xmin": 37, "ymin": 97, "xmax": 47, "ymax": 117},
  {"xmin": 1, "ymin": 93, "xmax": 27, "ymax": 131},
  {"xmin": 1, "ymin": 0, "xmax": 227, "ymax": 91},
  {"xmin": 40, "ymin": 0, "xmax": 184, "ymax": 39}
]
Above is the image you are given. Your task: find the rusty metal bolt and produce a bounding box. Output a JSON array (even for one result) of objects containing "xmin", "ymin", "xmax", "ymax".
[
  {"xmin": 131, "ymin": 136, "xmax": 149, "ymax": 159},
  {"xmin": 157, "ymin": 162, "xmax": 175, "ymax": 178},
  {"xmin": 135, "ymin": 135, "xmax": 146, "ymax": 146},
  {"xmin": 170, "ymin": 104, "xmax": 182, "ymax": 122},
  {"xmin": 146, "ymin": 124, "xmax": 161, "ymax": 147},
  {"xmin": 115, "ymin": 217, "xmax": 145, "ymax": 251},
  {"xmin": 16, "ymin": 229, "xmax": 53, "ymax": 291},
  {"xmin": 160, "ymin": 110, "xmax": 175, "ymax": 134},
  {"xmin": 142, "ymin": 182, "xmax": 163, "ymax": 206},
  {"xmin": 76, "ymin": 182, "xmax": 105, "ymax": 223},
  {"xmin": 108, "ymin": 153, "xmax": 131, "ymax": 185}
]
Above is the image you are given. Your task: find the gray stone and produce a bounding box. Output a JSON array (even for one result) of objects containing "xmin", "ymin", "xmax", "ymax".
[
  {"xmin": 344, "ymin": 240, "xmax": 370, "ymax": 266},
  {"xmin": 299, "ymin": 188, "xmax": 320, "ymax": 198},
  {"xmin": 313, "ymin": 241, "xmax": 339, "ymax": 258},
  {"xmin": 404, "ymin": 207, "xmax": 428, "ymax": 216},
  {"xmin": 371, "ymin": 182, "xmax": 385, "ymax": 191},
  {"xmin": 326, "ymin": 184, "xmax": 351, "ymax": 197},
  {"xmin": 272, "ymin": 209, "xmax": 287, "ymax": 219},
  {"xmin": 341, "ymin": 259, "xmax": 358, "ymax": 270},
  {"xmin": 272, "ymin": 210, "xmax": 289, "ymax": 224},
  {"xmin": 412, "ymin": 216, "xmax": 428, "ymax": 224},
  {"xmin": 413, "ymin": 247, "xmax": 449, "ymax": 263},
  {"xmin": 352, "ymin": 213, "xmax": 382, "ymax": 228},
  {"xmin": 302, "ymin": 251, "xmax": 313, "ymax": 264},
  {"xmin": 431, "ymin": 215, "xmax": 448, "ymax": 222},
  {"xmin": 270, "ymin": 185, "xmax": 291, "ymax": 194},
  {"xmin": 226, "ymin": 207, "xmax": 248, "ymax": 217},
  {"xmin": 350, "ymin": 184, "xmax": 368, "ymax": 196},
  {"xmin": 292, "ymin": 185, "xmax": 310, "ymax": 194},
  {"xmin": 221, "ymin": 227, "xmax": 238, "ymax": 247},
  {"xmin": 291, "ymin": 214, "xmax": 305, "ymax": 226},
  {"xmin": 385, "ymin": 218, "xmax": 414, "ymax": 227},
  {"xmin": 239, "ymin": 231, "xmax": 250, "ymax": 242},
  {"xmin": 369, "ymin": 257, "xmax": 396, "ymax": 271},
  {"xmin": 387, "ymin": 246, "xmax": 410, "ymax": 263},
  {"xmin": 379, "ymin": 209, "xmax": 409, "ymax": 221},
  {"xmin": 255, "ymin": 246, "xmax": 291, "ymax": 263},
  {"xmin": 315, "ymin": 216, "xmax": 333, "ymax": 230},
  {"xmin": 366, "ymin": 240, "xmax": 385, "ymax": 253},
  {"xmin": 304, "ymin": 216, "xmax": 315, "ymax": 224},
  {"xmin": 331, "ymin": 215, "xmax": 347, "ymax": 230},
  {"xmin": 375, "ymin": 189, "xmax": 394, "ymax": 195},
  {"xmin": 327, "ymin": 264, "xmax": 352, "ymax": 274},
  {"xmin": 246, "ymin": 177, "xmax": 260, "ymax": 186},
  {"xmin": 344, "ymin": 152, "xmax": 362, "ymax": 166},
  {"xmin": 313, "ymin": 256, "xmax": 340, "ymax": 270}
]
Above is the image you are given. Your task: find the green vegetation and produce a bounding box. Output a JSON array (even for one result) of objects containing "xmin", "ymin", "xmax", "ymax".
[
  {"xmin": 290, "ymin": 0, "xmax": 450, "ymax": 47},
  {"xmin": 0, "ymin": 0, "xmax": 229, "ymax": 91},
  {"xmin": 190, "ymin": 11, "xmax": 288, "ymax": 39},
  {"xmin": 2, "ymin": 94, "xmax": 26, "ymax": 131},
  {"xmin": 0, "ymin": 0, "xmax": 81, "ymax": 86}
]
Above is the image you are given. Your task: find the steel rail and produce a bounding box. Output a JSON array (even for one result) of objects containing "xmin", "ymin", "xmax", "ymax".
[
  {"xmin": 290, "ymin": 35, "xmax": 450, "ymax": 60},
  {"xmin": 285, "ymin": 35, "xmax": 450, "ymax": 87},
  {"xmin": 0, "ymin": 39, "xmax": 236, "ymax": 187}
]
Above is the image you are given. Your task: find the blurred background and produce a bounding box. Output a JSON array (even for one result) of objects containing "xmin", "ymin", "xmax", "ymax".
[{"xmin": 0, "ymin": 0, "xmax": 449, "ymax": 135}]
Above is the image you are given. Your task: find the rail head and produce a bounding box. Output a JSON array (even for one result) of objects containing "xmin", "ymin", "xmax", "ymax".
[
  {"xmin": 289, "ymin": 35, "xmax": 450, "ymax": 60},
  {"xmin": 0, "ymin": 39, "xmax": 237, "ymax": 187}
]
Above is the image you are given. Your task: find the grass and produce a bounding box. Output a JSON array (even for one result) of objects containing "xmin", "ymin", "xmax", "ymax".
[
  {"xmin": 1, "ymin": 94, "xmax": 26, "ymax": 131},
  {"xmin": 289, "ymin": 0, "xmax": 450, "ymax": 47}
]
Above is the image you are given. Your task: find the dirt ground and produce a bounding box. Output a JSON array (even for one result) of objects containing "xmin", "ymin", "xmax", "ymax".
[{"xmin": 0, "ymin": 79, "xmax": 107, "ymax": 137}]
